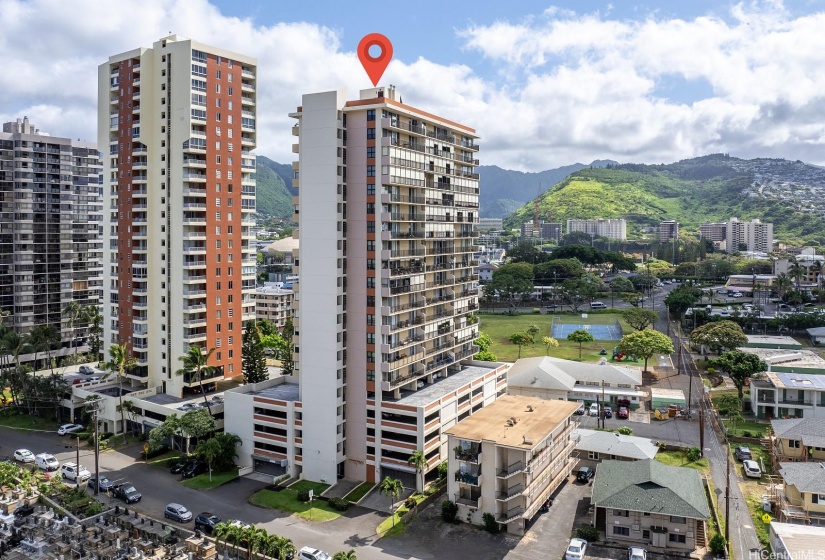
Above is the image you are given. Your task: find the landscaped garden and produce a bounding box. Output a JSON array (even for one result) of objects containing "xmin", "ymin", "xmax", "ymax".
[{"xmin": 249, "ymin": 480, "xmax": 340, "ymax": 522}]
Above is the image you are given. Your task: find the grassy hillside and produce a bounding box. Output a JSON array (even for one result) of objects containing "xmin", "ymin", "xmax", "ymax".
[
  {"xmin": 255, "ymin": 156, "xmax": 294, "ymax": 219},
  {"xmin": 504, "ymin": 157, "xmax": 825, "ymax": 245}
]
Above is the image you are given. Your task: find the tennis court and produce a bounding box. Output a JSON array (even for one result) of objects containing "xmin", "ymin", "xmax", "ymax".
[{"xmin": 551, "ymin": 321, "xmax": 623, "ymax": 340}]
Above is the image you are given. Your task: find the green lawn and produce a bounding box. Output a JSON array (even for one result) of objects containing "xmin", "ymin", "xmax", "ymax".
[
  {"xmin": 343, "ymin": 482, "xmax": 374, "ymax": 503},
  {"xmin": 0, "ymin": 411, "xmax": 58, "ymax": 432},
  {"xmin": 146, "ymin": 450, "xmax": 184, "ymax": 469},
  {"xmin": 376, "ymin": 493, "xmax": 427, "ymax": 537},
  {"xmin": 655, "ymin": 450, "xmax": 710, "ymax": 474},
  {"xmin": 722, "ymin": 417, "xmax": 770, "ymax": 438},
  {"xmin": 479, "ymin": 312, "xmax": 630, "ymax": 363},
  {"xmin": 249, "ymin": 481, "xmax": 337, "ymax": 522},
  {"xmin": 181, "ymin": 469, "xmax": 238, "ymax": 490}
]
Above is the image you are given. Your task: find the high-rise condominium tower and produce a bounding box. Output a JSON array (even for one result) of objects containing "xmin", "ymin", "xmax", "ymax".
[
  {"xmin": 290, "ymin": 87, "xmax": 507, "ymax": 485},
  {"xmin": 0, "ymin": 117, "xmax": 102, "ymax": 354},
  {"xmin": 98, "ymin": 36, "xmax": 257, "ymax": 398}
]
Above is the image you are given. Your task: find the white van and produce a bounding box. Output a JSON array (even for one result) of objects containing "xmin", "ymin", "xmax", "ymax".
[
  {"xmin": 35, "ymin": 453, "xmax": 59, "ymax": 473},
  {"xmin": 590, "ymin": 301, "xmax": 608, "ymax": 309}
]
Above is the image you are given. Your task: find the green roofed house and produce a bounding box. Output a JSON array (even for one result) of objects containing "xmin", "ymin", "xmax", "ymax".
[{"xmin": 591, "ymin": 459, "xmax": 710, "ymax": 552}]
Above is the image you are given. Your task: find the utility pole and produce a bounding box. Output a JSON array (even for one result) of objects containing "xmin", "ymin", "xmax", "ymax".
[
  {"xmin": 85, "ymin": 397, "xmax": 102, "ymax": 496},
  {"xmin": 699, "ymin": 387, "xmax": 705, "ymax": 456},
  {"xmin": 601, "ymin": 380, "xmax": 606, "ymax": 429},
  {"xmin": 725, "ymin": 443, "xmax": 730, "ymax": 543}
]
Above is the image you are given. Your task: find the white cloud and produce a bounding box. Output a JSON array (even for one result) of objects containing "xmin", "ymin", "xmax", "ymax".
[{"xmin": 1, "ymin": 0, "xmax": 825, "ymax": 171}]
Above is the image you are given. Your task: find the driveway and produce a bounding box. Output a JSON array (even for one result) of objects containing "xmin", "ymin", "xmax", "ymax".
[
  {"xmin": 574, "ymin": 413, "xmax": 700, "ymax": 447},
  {"xmin": 505, "ymin": 475, "xmax": 592, "ymax": 560}
]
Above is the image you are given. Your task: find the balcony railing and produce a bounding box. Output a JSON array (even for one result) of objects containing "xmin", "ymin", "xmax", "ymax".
[
  {"xmin": 497, "ymin": 461, "xmax": 526, "ymax": 478},
  {"xmin": 496, "ymin": 484, "xmax": 524, "ymax": 501},
  {"xmin": 497, "ymin": 506, "xmax": 524, "ymax": 524}
]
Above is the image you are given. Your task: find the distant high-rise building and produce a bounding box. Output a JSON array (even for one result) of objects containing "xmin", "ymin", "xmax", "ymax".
[
  {"xmin": 658, "ymin": 220, "xmax": 679, "ymax": 242},
  {"xmin": 699, "ymin": 222, "xmax": 726, "ymax": 242},
  {"xmin": 476, "ymin": 217, "xmax": 502, "ymax": 231},
  {"xmin": 725, "ymin": 217, "xmax": 773, "ymax": 254},
  {"xmin": 566, "ymin": 218, "xmax": 626, "ymax": 240},
  {"xmin": 540, "ymin": 222, "xmax": 562, "ymax": 241},
  {"xmin": 0, "ymin": 117, "xmax": 102, "ymax": 353},
  {"xmin": 98, "ymin": 36, "xmax": 257, "ymax": 400},
  {"xmin": 521, "ymin": 221, "xmax": 535, "ymax": 238}
]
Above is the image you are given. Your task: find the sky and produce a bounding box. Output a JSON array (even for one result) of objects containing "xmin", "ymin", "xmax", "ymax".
[{"xmin": 2, "ymin": 0, "xmax": 825, "ymax": 171}]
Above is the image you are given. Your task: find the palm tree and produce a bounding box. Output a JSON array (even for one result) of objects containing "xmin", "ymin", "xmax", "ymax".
[
  {"xmin": 774, "ymin": 273, "xmax": 792, "ymax": 301},
  {"xmin": 379, "ymin": 476, "xmax": 403, "ymax": 527},
  {"xmin": 407, "ymin": 450, "xmax": 426, "ymax": 492},
  {"xmin": 265, "ymin": 535, "xmax": 295, "ymax": 560},
  {"xmin": 82, "ymin": 304, "xmax": 103, "ymax": 362},
  {"xmin": 332, "ymin": 551, "xmax": 357, "ymax": 560},
  {"xmin": 62, "ymin": 301, "xmax": 83, "ymax": 356},
  {"xmin": 1, "ymin": 330, "xmax": 28, "ymax": 410},
  {"xmin": 195, "ymin": 437, "xmax": 223, "ymax": 481},
  {"xmin": 102, "ymin": 343, "xmax": 138, "ymax": 442},
  {"xmin": 213, "ymin": 522, "xmax": 233, "ymax": 559},
  {"xmin": 242, "ymin": 526, "xmax": 266, "ymax": 560},
  {"xmin": 248, "ymin": 527, "xmax": 270, "ymax": 560},
  {"xmin": 212, "ymin": 431, "xmax": 242, "ymax": 471},
  {"xmin": 176, "ymin": 344, "xmax": 217, "ymax": 413}
]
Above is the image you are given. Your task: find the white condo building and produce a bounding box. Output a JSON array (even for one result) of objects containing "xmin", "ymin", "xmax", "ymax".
[
  {"xmin": 246, "ymin": 86, "xmax": 509, "ymax": 487},
  {"xmin": 98, "ymin": 36, "xmax": 257, "ymax": 403},
  {"xmin": 566, "ymin": 218, "xmax": 627, "ymax": 240}
]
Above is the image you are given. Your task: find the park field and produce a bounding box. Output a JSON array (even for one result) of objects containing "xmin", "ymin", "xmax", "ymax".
[{"xmin": 478, "ymin": 311, "xmax": 632, "ymax": 363}]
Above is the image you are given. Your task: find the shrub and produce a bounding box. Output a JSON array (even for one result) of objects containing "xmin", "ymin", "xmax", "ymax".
[
  {"xmin": 482, "ymin": 512, "xmax": 500, "ymax": 533},
  {"xmin": 437, "ymin": 462, "xmax": 448, "ymax": 479},
  {"xmin": 404, "ymin": 497, "xmax": 417, "ymax": 509},
  {"xmin": 709, "ymin": 533, "xmax": 727, "ymax": 555},
  {"xmin": 687, "ymin": 447, "xmax": 701, "ymax": 462},
  {"xmin": 296, "ymin": 489, "xmax": 311, "ymax": 503},
  {"xmin": 84, "ymin": 501, "xmax": 104, "ymax": 517},
  {"xmin": 441, "ymin": 499, "xmax": 458, "ymax": 523},
  {"xmin": 742, "ymin": 430, "xmax": 753, "ymax": 438},
  {"xmin": 328, "ymin": 497, "xmax": 349, "ymax": 511},
  {"xmin": 576, "ymin": 525, "xmax": 600, "ymax": 542},
  {"xmin": 618, "ymin": 427, "xmax": 633, "ymax": 435}
]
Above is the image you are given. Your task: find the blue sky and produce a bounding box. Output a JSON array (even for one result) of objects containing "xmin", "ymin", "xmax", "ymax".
[{"xmin": 2, "ymin": 0, "xmax": 825, "ymax": 170}]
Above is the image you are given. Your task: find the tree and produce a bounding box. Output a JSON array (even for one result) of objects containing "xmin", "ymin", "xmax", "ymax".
[
  {"xmin": 618, "ymin": 330, "xmax": 674, "ymax": 373},
  {"xmin": 542, "ymin": 336, "xmax": 559, "ymax": 355},
  {"xmin": 622, "ymin": 308, "xmax": 659, "ymax": 331},
  {"xmin": 265, "ymin": 535, "xmax": 296, "ymax": 560},
  {"xmin": 83, "ymin": 305, "xmax": 103, "ymax": 362},
  {"xmin": 408, "ymin": 450, "xmax": 426, "ymax": 492},
  {"xmin": 509, "ymin": 332, "xmax": 533, "ymax": 359},
  {"xmin": 664, "ymin": 284, "xmax": 702, "ymax": 317},
  {"xmin": 712, "ymin": 351, "xmax": 767, "ymax": 401},
  {"xmin": 195, "ymin": 437, "xmax": 223, "ymax": 480},
  {"xmin": 242, "ymin": 321, "xmax": 269, "ymax": 384},
  {"xmin": 379, "ymin": 476, "xmax": 403, "ymax": 526},
  {"xmin": 179, "ymin": 409, "xmax": 216, "ymax": 454},
  {"xmin": 62, "ymin": 301, "xmax": 83, "ymax": 355},
  {"xmin": 488, "ymin": 263, "xmax": 534, "ymax": 304},
  {"xmin": 148, "ymin": 413, "xmax": 181, "ymax": 451},
  {"xmin": 506, "ymin": 243, "xmax": 547, "ymax": 264},
  {"xmin": 256, "ymin": 318, "xmax": 278, "ymax": 337},
  {"xmin": 212, "ymin": 431, "xmax": 242, "ymax": 471},
  {"xmin": 176, "ymin": 345, "xmax": 217, "ymax": 413},
  {"xmin": 562, "ymin": 274, "xmax": 603, "ymax": 311},
  {"xmin": 333, "ymin": 551, "xmax": 357, "ymax": 560},
  {"xmin": 101, "ymin": 343, "xmax": 138, "ymax": 441},
  {"xmin": 279, "ymin": 317, "xmax": 295, "ymax": 375},
  {"xmin": 534, "ymin": 259, "xmax": 584, "ymax": 284},
  {"xmin": 567, "ymin": 329, "xmax": 595, "ymax": 360},
  {"xmin": 474, "ymin": 332, "xmax": 496, "ymax": 361},
  {"xmin": 526, "ymin": 324, "xmax": 541, "ymax": 338},
  {"xmin": 690, "ymin": 320, "xmax": 748, "ymax": 354}
]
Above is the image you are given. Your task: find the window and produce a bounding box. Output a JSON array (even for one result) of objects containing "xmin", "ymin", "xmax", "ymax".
[
  {"xmin": 215, "ymin": 212, "xmax": 221, "ymax": 221},
  {"xmin": 216, "ymin": 155, "xmax": 221, "ymax": 164},
  {"xmin": 366, "ymin": 351, "xmax": 375, "ymax": 363},
  {"xmin": 228, "ymin": 336, "xmax": 233, "ymax": 345},
  {"xmin": 367, "ymin": 146, "xmax": 375, "ymax": 158},
  {"xmin": 366, "ymin": 109, "xmax": 375, "ymax": 121},
  {"xmin": 191, "ymin": 79, "xmax": 206, "ymax": 92},
  {"xmin": 216, "ymin": 70, "xmax": 222, "ymax": 79},
  {"xmin": 612, "ymin": 526, "xmax": 630, "ymax": 537},
  {"xmin": 367, "ymin": 184, "xmax": 375, "ymax": 195},
  {"xmin": 669, "ymin": 516, "xmax": 686, "ymax": 524},
  {"xmin": 216, "ymin": 84, "xmax": 221, "ymax": 94},
  {"xmin": 789, "ymin": 439, "xmax": 801, "ymax": 448},
  {"xmin": 366, "ymin": 165, "xmax": 376, "ymax": 177},
  {"xmin": 366, "ymin": 221, "xmax": 375, "ymax": 233},
  {"xmin": 588, "ymin": 451, "xmax": 599, "ymax": 460},
  {"xmin": 668, "ymin": 534, "xmax": 686, "ymax": 544},
  {"xmin": 613, "ymin": 510, "xmax": 629, "ymax": 517},
  {"xmin": 366, "ymin": 128, "xmax": 376, "ymax": 139},
  {"xmin": 366, "ymin": 333, "xmax": 375, "ymax": 344}
]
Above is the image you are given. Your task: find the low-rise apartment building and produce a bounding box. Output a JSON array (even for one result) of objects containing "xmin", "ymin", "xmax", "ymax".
[
  {"xmin": 573, "ymin": 429, "xmax": 658, "ymax": 467},
  {"xmin": 770, "ymin": 521, "xmax": 825, "ymax": 556},
  {"xmin": 777, "ymin": 462, "xmax": 825, "ymax": 525},
  {"xmin": 770, "ymin": 418, "xmax": 825, "ymax": 465},
  {"xmin": 254, "ymin": 283, "xmax": 294, "ymax": 329},
  {"xmin": 226, "ymin": 362, "xmax": 509, "ymax": 487},
  {"xmin": 445, "ymin": 395, "xmax": 579, "ymax": 535},
  {"xmin": 592, "ymin": 459, "xmax": 710, "ymax": 552},
  {"xmin": 752, "ymin": 371, "xmax": 825, "ymax": 420}
]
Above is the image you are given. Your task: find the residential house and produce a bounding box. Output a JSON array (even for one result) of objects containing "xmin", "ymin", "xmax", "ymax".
[
  {"xmin": 752, "ymin": 372, "xmax": 825, "ymax": 420},
  {"xmin": 770, "ymin": 522, "xmax": 825, "ymax": 556},
  {"xmin": 591, "ymin": 459, "xmax": 710, "ymax": 552},
  {"xmin": 777, "ymin": 462, "xmax": 825, "ymax": 525},
  {"xmin": 507, "ymin": 356, "xmax": 645, "ymax": 409},
  {"xmin": 573, "ymin": 429, "xmax": 658, "ymax": 467},
  {"xmin": 445, "ymin": 395, "xmax": 579, "ymax": 535},
  {"xmin": 770, "ymin": 418, "xmax": 825, "ymax": 465},
  {"xmin": 478, "ymin": 262, "xmax": 499, "ymax": 283}
]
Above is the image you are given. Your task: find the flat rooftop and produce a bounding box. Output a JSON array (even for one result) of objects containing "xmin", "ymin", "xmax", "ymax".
[
  {"xmin": 392, "ymin": 363, "xmax": 499, "ymax": 407},
  {"xmin": 746, "ymin": 335, "xmax": 802, "ymax": 347},
  {"xmin": 446, "ymin": 395, "xmax": 579, "ymax": 448},
  {"xmin": 650, "ymin": 388, "xmax": 686, "ymax": 399},
  {"xmin": 251, "ymin": 382, "xmax": 300, "ymax": 401},
  {"xmin": 768, "ymin": 371, "xmax": 825, "ymax": 390},
  {"xmin": 739, "ymin": 348, "xmax": 825, "ymax": 368},
  {"xmin": 770, "ymin": 522, "xmax": 825, "ymax": 559}
]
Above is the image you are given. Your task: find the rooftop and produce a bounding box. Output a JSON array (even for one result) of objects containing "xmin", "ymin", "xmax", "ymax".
[
  {"xmin": 573, "ymin": 429, "xmax": 659, "ymax": 460},
  {"xmin": 770, "ymin": 522, "xmax": 825, "ymax": 559},
  {"xmin": 446, "ymin": 395, "xmax": 579, "ymax": 448},
  {"xmin": 768, "ymin": 371, "xmax": 825, "ymax": 390},
  {"xmin": 507, "ymin": 356, "xmax": 641, "ymax": 391},
  {"xmin": 779, "ymin": 462, "xmax": 825, "ymax": 494},
  {"xmin": 251, "ymin": 382, "xmax": 300, "ymax": 402},
  {"xmin": 745, "ymin": 335, "xmax": 802, "ymax": 347},
  {"xmin": 591, "ymin": 459, "xmax": 710, "ymax": 519},
  {"xmin": 392, "ymin": 363, "xmax": 500, "ymax": 407},
  {"xmin": 771, "ymin": 417, "xmax": 825, "ymax": 448},
  {"xmin": 739, "ymin": 348, "xmax": 825, "ymax": 369},
  {"xmin": 649, "ymin": 387, "xmax": 686, "ymax": 399}
]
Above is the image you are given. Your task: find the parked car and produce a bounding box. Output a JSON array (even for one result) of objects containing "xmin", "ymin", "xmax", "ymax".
[
  {"xmin": 112, "ymin": 484, "xmax": 142, "ymax": 503},
  {"xmin": 735, "ymin": 446, "xmax": 752, "ymax": 461},
  {"xmin": 617, "ymin": 406, "xmax": 629, "ymax": 419},
  {"xmin": 61, "ymin": 462, "xmax": 91, "ymax": 483},
  {"xmin": 628, "ymin": 546, "xmax": 648, "ymax": 560},
  {"xmin": 170, "ymin": 458, "xmax": 197, "ymax": 475},
  {"xmin": 297, "ymin": 548, "xmax": 331, "ymax": 560},
  {"xmin": 574, "ymin": 402, "xmax": 585, "ymax": 415},
  {"xmin": 731, "ymin": 292, "xmax": 744, "ymax": 298},
  {"xmin": 743, "ymin": 460, "xmax": 762, "ymax": 479},
  {"xmin": 89, "ymin": 475, "xmax": 115, "ymax": 492},
  {"xmin": 588, "ymin": 403, "xmax": 599, "ymax": 416},
  {"xmin": 34, "ymin": 453, "xmax": 59, "ymax": 474},
  {"xmin": 194, "ymin": 513, "xmax": 221, "ymax": 534},
  {"xmin": 590, "ymin": 301, "xmax": 608, "ymax": 309},
  {"xmin": 576, "ymin": 466, "xmax": 595, "ymax": 483},
  {"xmin": 14, "ymin": 449, "xmax": 35, "ymax": 463},
  {"xmin": 164, "ymin": 503, "xmax": 193, "ymax": 523},
  {"xmin": 57, "ymin": 423, "xmax": 84, "ymax": 436},
  {"xmin": 78, "ymin": 366, "xmax": 96, "ymax": 375},
  {"xmin": 603, "ymin": 406, "xmax": 613, "ymax": 419},
  {"xmin": 181, "ymin": 460, "xmax": 207, "ymax": 479},
  {"xmin": 565, "ymin": 537, "xmax": 588, "ymax": 560}
]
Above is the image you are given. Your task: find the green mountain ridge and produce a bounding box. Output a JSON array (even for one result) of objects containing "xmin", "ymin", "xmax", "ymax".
[
  {"xmin": 503, "ymin": 154, "xmax": 825, "ymax": 245},
  {"xmin": 255, "ymin": 155, "xmax": 295, "ymax": 220}
]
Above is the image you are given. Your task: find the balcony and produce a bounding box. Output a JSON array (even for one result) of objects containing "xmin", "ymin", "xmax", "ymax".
[
  {"xmin": 497, "ymin": 461, "xmax": 526, "ymax": 478},
  {"xmin": 455, "ymin": 465, "xmax": 481, "ymax": 486},
  {"xmin": 496, "ymin": 484, "xmax": 524, "ymax": 501},
  {"xmin": 778, "ymin": 398, "xmax": 813, "ymax": 407},
  {"xmin": 455, "ymin": 494, "xmax": 480, "ymax": 508},
  {"xmin": 497, "ymin": 506, "xmax": 524, "ymax": 524},
  {"xmin": 454, "ymin": 443, "xmax": 481, "ymax": 463}
]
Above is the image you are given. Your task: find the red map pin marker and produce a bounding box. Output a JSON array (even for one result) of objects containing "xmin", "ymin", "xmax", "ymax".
[{"xmin": 358, "ymin": 33, "xmax": 393, "ymax": 87}]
